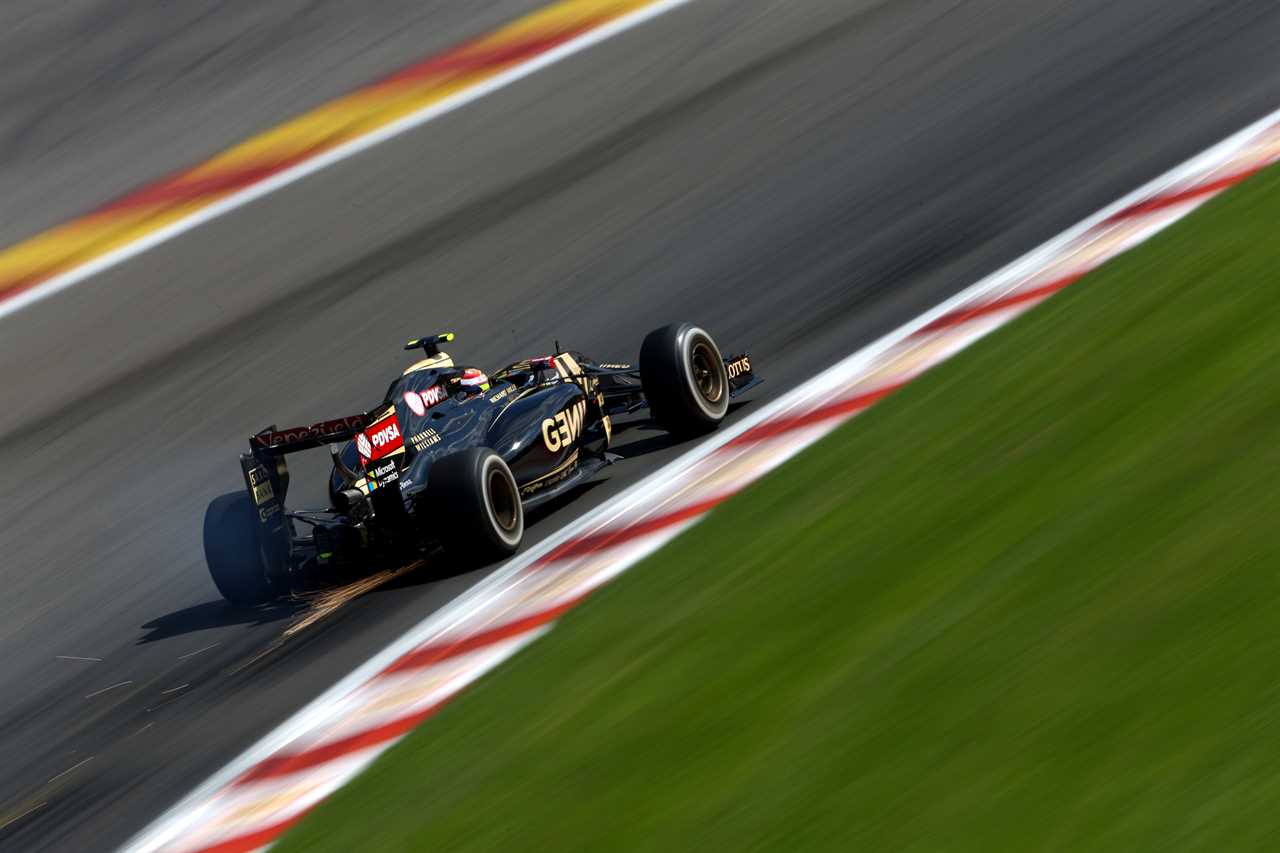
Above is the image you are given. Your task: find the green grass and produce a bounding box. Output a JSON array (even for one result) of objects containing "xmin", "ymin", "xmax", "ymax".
[{"xmin": 279, "ymin": 166, "xmax": 1280, "ymax": 852}]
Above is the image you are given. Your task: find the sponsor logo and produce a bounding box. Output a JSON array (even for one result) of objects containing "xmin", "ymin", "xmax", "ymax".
[
  {"xmin": 726, "ymin": 355, "xmax": 752, "ymax": 381},
  {"xmin": 598, "ymin": 362, "xmax": 632, "ymax": 370},
  {"xmin": 423, "ymin": 384, "xmax": 448, "ymax": 406},
  {"xmin": 521, "ymin": 451, "xmax": 579, "ymax": 495},
  {"xmin": 403, "ymin": 390, "xmax": 426, "ymax": 416},
  {"xmin": 368, "ymin": 422, "xmax": 401, "ymax": 449},
  {"xmin": 251, "ymin": 480, "xmax": 274, "ymax": 506},
  {"xmin": 260, "ymin": 425, "xmax": 312, "ymax": 447},
  {"xmin": 316, "ymin": 415, "xmax": 369, "ymax": 435},
  {"xmin": 246, "ymin": 466, "xmax": 275, "ymax": 506},
  {"xmin": 403, "ymin": 384, "xmax": 448, "ymax": 417},
  {"xmin": 541, "ymin": 400, "xmax": 588, "ymax": 453},
  {"xmin": 488, "ymin": 386, "xmax": 514, "ymax": 404},
  {"xmin": 254, "ymin": 415, "xmax": 367, "ymax": 449},
  {"xmin": 367, "ymin": 459, "xmax": 400, "ymax": 489},
  {"xmin": 356, "ymin": 414, "xmax": 403, "ymax": 464},
  {"xmin": 411, "ymin": 429, "xmax": 442, "ymax": 452}
]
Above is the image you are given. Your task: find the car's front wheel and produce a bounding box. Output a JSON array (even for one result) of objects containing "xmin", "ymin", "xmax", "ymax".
[
  {"xmin": 639, "ymin": 322, "xmax": 730, "ymax": 435},
  {"xmin": 429, "ymin": 448, "xmax": 524, "ymax": 566},
  {"xmin": 203, "ymin": 492, "xmax": 281, "ymax": 605}
]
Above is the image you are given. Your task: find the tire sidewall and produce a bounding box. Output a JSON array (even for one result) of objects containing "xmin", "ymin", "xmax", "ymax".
[
  {"xmin": 478, "ymin": 452, "xmax": 523, "ymax": 550},
  {"xmin": 675, "ymin": 325, "xmax": 729, "ymax": 422},
  {"xmin": 431, "ymin": 447, "xmax": 524, "ymax": 563},
  {"xmin": 640, "ymin": 322, "xmax": 730, "ymax": 434}
]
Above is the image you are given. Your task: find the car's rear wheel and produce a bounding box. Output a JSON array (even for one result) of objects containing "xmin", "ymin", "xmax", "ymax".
[
  {"xmin": 429, "ymin": 448, "xmax": 524, "ymax": 566},
  {"xmin": 639, "ymin": 322, "xmax": 730, "ymax": 435},
  {"xmin": 203, "ymin": 492, "xmax": 281, "ymax": 605}
]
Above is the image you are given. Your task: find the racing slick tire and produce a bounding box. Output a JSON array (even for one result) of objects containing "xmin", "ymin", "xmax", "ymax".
[
  {"xmin": 430, "ymin": 448, "xmax": 524, "ymax": 565},
  {"xmin": 639, "ymin": 322, "xmax": 730, "ymax": 435},
  {"xmin": 203, "ymin": 492, "xmax": 281, "ymax": 606}
]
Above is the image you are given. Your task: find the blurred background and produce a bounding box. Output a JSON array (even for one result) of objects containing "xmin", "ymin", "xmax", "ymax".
[{"xmin": 0, "ymin": 1, "xmax": 1277, "ymax": 850}]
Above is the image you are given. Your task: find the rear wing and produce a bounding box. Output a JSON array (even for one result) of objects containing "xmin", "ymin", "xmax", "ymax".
[
  {"xmin": 249, "ymin": 414, "xmax": 370, "ymax": 456},
  {"xmin": 237, "ymin": 413, "xmax": 373, "ymax": 550}
]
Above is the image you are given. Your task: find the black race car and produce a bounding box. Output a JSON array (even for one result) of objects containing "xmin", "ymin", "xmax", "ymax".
[{"xmin": 204, "ymin": 322, "xmax": 758, "ymax": 604}]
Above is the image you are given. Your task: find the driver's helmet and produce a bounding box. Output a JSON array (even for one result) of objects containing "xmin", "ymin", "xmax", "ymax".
[{"xmin": 456, "ymin": 367, "xmax": 490, "ymax": 393}]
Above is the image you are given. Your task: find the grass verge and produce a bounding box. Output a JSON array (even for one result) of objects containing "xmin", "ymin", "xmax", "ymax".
[{"xmin": 280, "ymin": 166, "xmax": 1280, "ymax": 852}]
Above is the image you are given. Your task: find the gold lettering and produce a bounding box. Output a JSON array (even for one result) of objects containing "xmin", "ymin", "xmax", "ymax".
[
  {"xmin": 565, "ymin": 401, "xmax": 584, "ymax": 441},
  {"xmin": 542, "ymin": 400, "xmax": 589, "ymax": 452},
  {"xmin": 542, "ymin": 417, "xmax": 561, "ymax": 452},
  {"xmin": 252, "ymin": 481, "xmax": 274, "ymax": 505}
]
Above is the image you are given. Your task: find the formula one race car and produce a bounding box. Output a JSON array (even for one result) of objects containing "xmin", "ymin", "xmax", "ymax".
[{"xmin": 203, "ymin": 323, "xmax": 758, "ymax": 604}]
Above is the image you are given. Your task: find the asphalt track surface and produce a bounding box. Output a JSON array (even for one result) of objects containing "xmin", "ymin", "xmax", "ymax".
[
  {"xmin": 0, "ymin": 0, "xmax": 549, "ymax": 249},
  {"xmin": 0, "ymin": 1, "xmax": 1277, "ymax": 849}
]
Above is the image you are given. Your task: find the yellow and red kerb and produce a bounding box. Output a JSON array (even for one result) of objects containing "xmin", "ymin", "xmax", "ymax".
[{"xmin": 0, "ymin": 0, "xmax": 661, "ymax": 305}]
